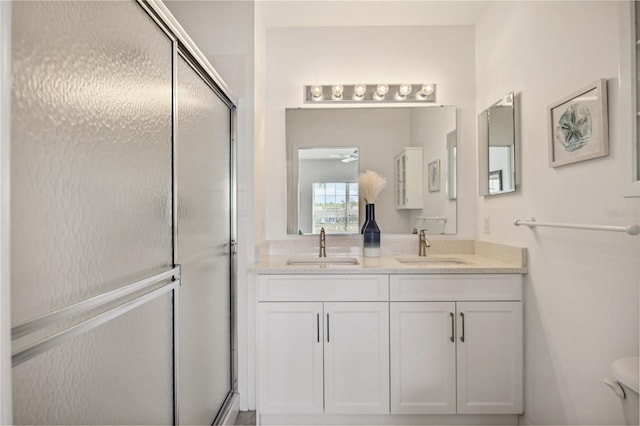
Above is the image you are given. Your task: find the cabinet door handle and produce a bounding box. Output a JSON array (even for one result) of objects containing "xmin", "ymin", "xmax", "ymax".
[
  {"xmin": 316, "ymin": 313, "xmax": 320, "ymax": 343},
  {"xmin": 450, "ymin": 312, "xmax": 455, "ymax": 342},
  {"xmin": 326, "ymin": 313, "xmax": 330, "ymax": 342},
  {"xmin": 460, "ymin": 312, "xmax": 465, "ymax": 342}
]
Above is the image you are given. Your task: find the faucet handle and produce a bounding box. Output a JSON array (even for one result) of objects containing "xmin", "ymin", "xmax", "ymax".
[
  {"xmin": 419, "ymin": 229, "xmax": 431, "ymax": 247},
  {"xmin": 319, "ymin": 227, "xmax": 327, "ymax": 257}
]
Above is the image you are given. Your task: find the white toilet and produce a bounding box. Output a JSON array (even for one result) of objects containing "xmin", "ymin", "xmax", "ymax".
[{"xmin": 605, "ymin": 357, "xmax": 639, "ymax": 425}]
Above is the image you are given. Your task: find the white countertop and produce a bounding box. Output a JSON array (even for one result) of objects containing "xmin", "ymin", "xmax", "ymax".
[{"xmin": 249, "ymin": 251, "xmax": 527, "ymax": 275}]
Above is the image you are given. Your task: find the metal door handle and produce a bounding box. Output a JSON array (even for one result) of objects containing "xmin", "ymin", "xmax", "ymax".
[
  {"xmin": 326, "ymin": 313, "xmax": 330, "ymax": 342},
  {"xmin": 460, "ymin": 312, "xmax": 465, "ymax": 342},
  {"xmin": 316, "ymin": 313, "xmax": 320, "ymax": 343},
  {"xmin": 450, "ymin": 312, "xmax": 455, "ymax": 342},
  {"xmin": 223, "ymin": 240, "xmax": 238, "ymax": 255}
]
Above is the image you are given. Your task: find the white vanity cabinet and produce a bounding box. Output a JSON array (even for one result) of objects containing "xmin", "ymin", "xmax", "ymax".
[
  {"xmin": 395, "ymin": 147, "xmax": 423, "ymax": 209},
  {"xmin": 256, "ymin": 272, "xmax": 524, "ymax": 423},
  {"xmin": 390, "ymin": 274, "xmax": 523, "ymax": 415},
  {"xmin": 390, "ymin": 301, "xmax": 457, "ymax": 413},
  {"xmin": 257, "ymin": 275, "xmax": 390, "ymax": 415},
  {"xmin": 455, "ymin": 300, "xmax": 522, "ymax": 414},
  {"xmin": 323, "ymin": 302, "xmax": 389, "ymax": 414},
  {"xmin": 258, "ymin": 302, "xmax": 324, "ymax": 414}
]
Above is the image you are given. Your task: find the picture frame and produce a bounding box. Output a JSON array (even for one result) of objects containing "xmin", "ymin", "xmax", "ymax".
[
  {"xmin": 548, "ymin": 79, "xmax": 608, "ymax": 167},
  {"xmin": 428, "ymin": 159, "xmax": 440, "ymax": 192}
]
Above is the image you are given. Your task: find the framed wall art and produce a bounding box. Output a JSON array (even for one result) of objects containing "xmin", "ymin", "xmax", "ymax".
[
  {"xmin": 548, "ymin": 79, "xmax": 608, "ymax": 167},
  {"xmin": 428, "ymin": 159, "xmax": 440, "ymax": 192}
]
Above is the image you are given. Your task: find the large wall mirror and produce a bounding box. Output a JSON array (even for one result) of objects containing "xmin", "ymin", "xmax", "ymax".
[
  {"xmin": 478, "ymin": 93, "xmax": 516, "ymax": 195},
  {"xmin": 286, "ymin": 106, "xmax": 457, "ymax": 235}
]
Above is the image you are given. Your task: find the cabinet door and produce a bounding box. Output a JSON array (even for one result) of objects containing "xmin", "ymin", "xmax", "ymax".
[
  {"xmin": 258, "ymin": 302, "xmax": 324, "ymax": 414},
  {"xmin": 456, "ymin": 301, "xmax": 523, "ymax": 414},
  {"xmin": 324, "ymin": 302, "xmax": 390, "ymax": 414},
  {"xmin": 390, "ymin": 302, "xmax": 456, "ymax": 414},
  {"xmin": 395, "ymin": 154, "xmax": 406, "ymax": 208}
]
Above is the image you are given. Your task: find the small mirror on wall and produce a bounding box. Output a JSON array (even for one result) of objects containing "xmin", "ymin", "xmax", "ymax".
[{"xmin": 478, "ymin": 92, "xmax": 517, "ymax": 195}]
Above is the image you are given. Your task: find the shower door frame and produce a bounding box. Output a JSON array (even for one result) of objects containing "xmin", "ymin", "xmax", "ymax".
[
  {"xmin": 142, "ymin": 0, "xmax": 239, "ymax": 422},
  {"xmin": 0, "ymin": 0, "xmax": 238, "ymax": 423},
  {"xmin": 172, "ymin": 44, "xmax": 239, "ymax": 425},
  {"xmin": 0, "ymin": 1, "xmax": 12, "ymax": 424}
]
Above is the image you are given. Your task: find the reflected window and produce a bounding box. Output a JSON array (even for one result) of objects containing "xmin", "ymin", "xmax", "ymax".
[
  {"xmin": 489, "ymin": 170, "xmax": 503, "ymax": 194},
  {"xmin": 312, "ymin": 182, "xmax": 358, "ymax": 234}
]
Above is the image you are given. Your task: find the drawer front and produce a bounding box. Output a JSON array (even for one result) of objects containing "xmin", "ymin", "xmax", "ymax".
[
  {"xmin": 258, "ymin": 275, "xmax": 389, "ymax": 302},
  {"xmin": 390, "ymin": 274, "xmax": 521, "ymax": 301}
]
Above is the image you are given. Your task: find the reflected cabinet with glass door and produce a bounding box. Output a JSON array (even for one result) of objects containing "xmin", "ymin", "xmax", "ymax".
[{"xmin": 395, "ymin": 147, "xmax": 423, "ymax": 209}]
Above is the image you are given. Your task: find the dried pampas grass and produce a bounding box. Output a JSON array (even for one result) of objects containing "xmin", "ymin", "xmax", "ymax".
[{"xmin": 358, "ymin": 170, "xmax": 387, "ymax": 204}]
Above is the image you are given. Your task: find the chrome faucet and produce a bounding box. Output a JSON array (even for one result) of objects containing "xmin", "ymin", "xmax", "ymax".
[
  {"xmin": 319, "ymin": 227, "xmax": 326, "ymax": 257},
  {"xmin": 418, "ymin": 229, "xmax": 431, "ymax": 257}
]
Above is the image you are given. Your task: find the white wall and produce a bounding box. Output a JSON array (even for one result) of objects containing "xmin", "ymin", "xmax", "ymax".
[
  {"xmin": 254, "ymin": 5, "xmax": 266, "ymax": 247},
  {"xmin": 264, "ymin": 25, "xmax": 476, "ymax": 240},
  {"xmin": 409, "ymin": 106, "xmax": 457, "ymax": 234},
  {"xmin": 476, "ymin": 2, "xmax": 640, "ymax": 424}
]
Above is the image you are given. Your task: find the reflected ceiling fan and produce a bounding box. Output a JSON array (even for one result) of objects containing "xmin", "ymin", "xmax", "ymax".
[{"xmin": 330, "ymin": 149, "xmax": 359, "ymax": 163}]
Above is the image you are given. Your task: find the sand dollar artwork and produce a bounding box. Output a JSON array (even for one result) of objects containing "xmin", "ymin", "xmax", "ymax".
[{"xmin": 556, "ymin": 103, "xmax": 592, "ymax": 152}]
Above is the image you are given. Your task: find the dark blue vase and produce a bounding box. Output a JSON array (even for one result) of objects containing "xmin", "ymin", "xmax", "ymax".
[{"xmin": 361, "ymin": 203, "xmax": 380, "ymax": 257}]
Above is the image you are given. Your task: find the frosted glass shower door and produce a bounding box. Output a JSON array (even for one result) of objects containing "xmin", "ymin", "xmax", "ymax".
[
  {"xmin": 11, "ymin": 1, "xmax": 175, "ymax": 424},
  {"xmin": 176, "ymin": 55, "xmax": 233, "ymax": 425}
]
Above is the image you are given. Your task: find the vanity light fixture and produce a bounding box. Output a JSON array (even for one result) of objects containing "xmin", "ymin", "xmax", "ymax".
[{"xmin": 304, "ymin": 83, "xmax": 436, "ymax": 104}]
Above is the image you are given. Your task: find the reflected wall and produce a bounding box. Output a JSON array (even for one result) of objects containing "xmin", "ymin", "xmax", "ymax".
[{"xmin": 286, "ymin": 107, "xmax": 457, "ymax": 234}]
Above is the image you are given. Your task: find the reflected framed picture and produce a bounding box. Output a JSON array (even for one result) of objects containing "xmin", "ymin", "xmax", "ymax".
[
  {"xmin": 428, "ymin": 159, "xmax": 440, "ymax": 192},
  {"xmin": 548, "ymin": 79, "xmax": 608, "ymax": 167}
]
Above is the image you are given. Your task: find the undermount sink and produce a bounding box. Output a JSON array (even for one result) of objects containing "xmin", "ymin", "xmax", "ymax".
[
  {"xmin": 395, "ymin": 257, "xmax": 469, "ymax": 265},
  {"xmin": 285, "ymin": 257, "xmax": 360, "ymax": 266}
]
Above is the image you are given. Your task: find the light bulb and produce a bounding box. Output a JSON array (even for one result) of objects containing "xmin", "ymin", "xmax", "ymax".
[
  {"xmin": 353, "ymin": 84, "xmax": 367, "ymax": 99},
  {"xmin": 420, "ymin": 84, "xmax": 435, "ymax": 97},
  {"xmin": 399, "ymin": 84, "xmax": 412, "ymax": 96},
  {"xmin": 309, "ymin": 85, "xmax": 323, "ymax": 99},
  {"xmin": 375, "ymin": 83, "xmax": 389, "ymax": 100},
  {"xmin": 331, "ymin": 84, "xmax": 344, "ymax": 99}
]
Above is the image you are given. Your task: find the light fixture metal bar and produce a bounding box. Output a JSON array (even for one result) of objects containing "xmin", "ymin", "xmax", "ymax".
[{"xmin": 304, "ymin": 83, "xmax": 436, "ymax": 104}]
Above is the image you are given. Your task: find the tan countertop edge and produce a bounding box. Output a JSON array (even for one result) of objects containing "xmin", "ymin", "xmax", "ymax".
[{"xmin": 248, "ymin": 240, "xmax": 528, "ymax": 275}]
